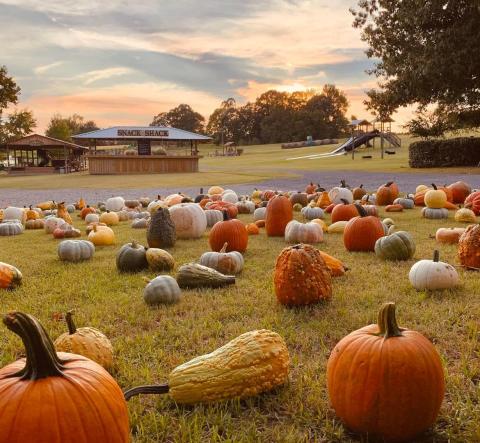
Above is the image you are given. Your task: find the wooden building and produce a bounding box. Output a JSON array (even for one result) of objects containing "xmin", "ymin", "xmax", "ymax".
[
  {"xmin": 73, "ymin": 126, "xmax": 211, "ymax": 175},
  {"xmin": 1, "ymin": 134, "xmax": 88, "ymax": 175}
]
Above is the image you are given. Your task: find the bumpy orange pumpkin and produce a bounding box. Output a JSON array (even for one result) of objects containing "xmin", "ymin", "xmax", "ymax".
[
  {"xmin": 343, "ymin": 205, "xmax": 384, "ymax": 251},
  {"xmin": 265, "ymin": 195, "xmax": 293, "ymax": 237},
  {"xmin": 0, "ymin": 262, "xmax": 22, "ymax": 289},
  {"xmin": 274, "ymin": 244, "xmax": 332, "ymax": 305},
  {"xmin": 0, "ymin": 312, "xmax": 129, "ymax": 443},
  {"xmin": 327, "ymin": 303, "xmax": 444, "ymax": 443},
  {"xmin": 458, "ymin": 224, "xmax": 480, "ymax": 269},
  {"xmin": 209, "ymin": 210, "xmax": 248, "ymax": 252}
]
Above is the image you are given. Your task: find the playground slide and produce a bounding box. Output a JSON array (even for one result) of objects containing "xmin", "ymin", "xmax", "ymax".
[{"xmin": 287, "ymin": 131, "xmax": 379, "ymax": 160}]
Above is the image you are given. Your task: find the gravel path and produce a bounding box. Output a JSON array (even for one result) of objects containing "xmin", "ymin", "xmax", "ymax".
[{"xmin": 1, "ymin": 169, "xmax": 478, "ymax": 207}]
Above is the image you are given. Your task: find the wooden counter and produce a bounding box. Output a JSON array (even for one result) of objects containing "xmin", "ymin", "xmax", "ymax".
[{"xmin": 87, "ymin": 155, "xmax": 200, "ymax": 175}]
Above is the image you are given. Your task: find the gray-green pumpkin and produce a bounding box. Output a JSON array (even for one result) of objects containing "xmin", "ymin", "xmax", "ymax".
[
  {"xmin": 147, "ymin": 207, "xmax": 176, "ymax": 248},
  {"xmin": 393, "ymin": 197, "xmax": 414, "ymax": 209},
  {"xmin": 421, "ymin": 207, "xmax": 449, "ymax": 219},
  {"xmin": 116, "ymin": 240, "xmax": 148, "ymax": 272},
  {"xmin": 375, "ymin": 231, "xmax": 416, "ymax": 261},
  {"xmin": 144, "ymin": 275, "xmax": 182, "ymax": 305}
]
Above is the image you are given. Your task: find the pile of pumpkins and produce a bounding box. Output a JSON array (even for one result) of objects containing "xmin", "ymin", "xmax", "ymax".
[{"xmin": 1, "ymin": 179, "xmax": 479, "ymax": 443}]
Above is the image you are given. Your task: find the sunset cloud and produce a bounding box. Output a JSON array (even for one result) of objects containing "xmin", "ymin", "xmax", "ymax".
[{"xmin": 0, "ymin": 0, "xmax": 409, "ymax": 132}]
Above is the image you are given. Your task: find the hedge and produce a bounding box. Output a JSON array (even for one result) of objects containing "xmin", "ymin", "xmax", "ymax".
[{"xmin": 409, "ymin": 137, "xmax": 480, "ymax": 168}]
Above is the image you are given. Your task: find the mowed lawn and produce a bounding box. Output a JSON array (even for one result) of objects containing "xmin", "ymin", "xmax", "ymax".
[
  {"xmin": 1, "ymin": 133, "xmax": 478, "ymax": 190},
  {"xmin": 1, "ymin": 206, "xmax": 479, "ymax": 442}
]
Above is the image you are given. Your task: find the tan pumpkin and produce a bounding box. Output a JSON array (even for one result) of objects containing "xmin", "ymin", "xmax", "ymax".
[
  {"xmin": 454, "ymin": 208, "xmax": 476, "ymax": 223},
  {"xmin": 99, "ymin": 210, "xmax": 119, "ymax": 226},
  {"xmin": 199, "ymin": 243, "xmax": 244, "ymax": 274},
  {"xmin": 435, "ymin": 227, "xmax": 465, "ymax": 244},
  {"xmin": 54, "ymin": 311, "xmax": 114, "ymax": 370}
]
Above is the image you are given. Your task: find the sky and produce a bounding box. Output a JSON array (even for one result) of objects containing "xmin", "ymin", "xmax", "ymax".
[{"xmin": 0, "ymin": 0, "xmax": 412, "ymax": 132}]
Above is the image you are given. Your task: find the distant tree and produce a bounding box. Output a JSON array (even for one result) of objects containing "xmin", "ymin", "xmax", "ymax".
[
  {"xmin": 150, "ymin": 104, "xmax": 205, "ymax": 133},
  {"xmin": 206, "ymin": 98, "xmax": 238, "ymax": 145},
  {"xmin": 45, "ymin": 114, "xmax": 99, "ymax": 141},
  {"xmin": 0, "ymin": 66, "xmax": 36, "ymax": 144},
  {"xmin": 351, "ymin": 0, "xmax": 480, "ymax": 134}
]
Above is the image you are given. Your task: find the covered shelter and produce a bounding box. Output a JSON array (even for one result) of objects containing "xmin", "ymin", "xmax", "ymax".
[
  {"xmin": 73, "ymin": 126, "xmax": 211, "ymax": 175},
  {"xmin": 348, "ymin": 119, "xmax": 372, "ymax": 135},
  {"xmin": 1, "ymin": 134, "xmax": 88, "ymax": 175}
]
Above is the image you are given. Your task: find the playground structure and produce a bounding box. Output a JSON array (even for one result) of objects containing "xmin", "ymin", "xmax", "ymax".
[{"xmin": 287, "ymin": 118, "xmax": 401, "ymax": 161}]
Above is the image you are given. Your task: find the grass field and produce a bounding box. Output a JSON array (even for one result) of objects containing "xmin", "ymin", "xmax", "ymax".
[
  {"xmin": 1, "ymin": 134, "xmax": 478, "ymax": 190},
  {"xmin": 1, "ymin": 207, "xmax": 479, "ymax": 442}
]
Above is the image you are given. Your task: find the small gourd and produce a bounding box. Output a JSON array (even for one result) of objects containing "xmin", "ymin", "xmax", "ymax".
[
  {"xmin": 145, "ymin": 248, "xmax": 175, "ymax": 271},
  {"xmin": 54, "ymin": 311, "xmax": 114, "ymax": 370},
  {"xmin": 144, "ymin": 276, "xmax": 182, "ymax": 306},
  {"xmin": 176, "ymin": 263, "xmax": 235, "ymax": 288}
]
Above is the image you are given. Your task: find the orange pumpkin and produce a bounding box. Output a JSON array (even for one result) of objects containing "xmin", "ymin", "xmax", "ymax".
[
  {"xmin": 448, "ymin": 181, "xmax": 471, "ymax": 204},
  {"xmin": 343, "ymin": 205, "xmax": 385, "ymax": 251},
  {"xmin": 209, "ymin": 211, "xmax": 248, "ymax": 253},
  {"xmin": 316, "ymin": 191, "xmax": 331, "ymax": 209},
  {"xmin": 80, "ymin": 205, "xmax": 96, "ymax": 220},
  {"xmin": 265, "ymin": 195, "xmax": 293, "ymax": 237},
  {"xmin": 305, "ymin": 182, "xmax": 316, "ymax": 194},
  {"xmin": 331, "ymin": 199, "xmax": 359, "ymax": 223},
  {"xmin": 274, "ymin": 244, "xmax": 332, "ymax": 305},
  {"xmin": 0, "ymin": 262, "xmax": 22, "ymax": 289},
  {"xmin": 458, "ymin": 224, "xmax": 480, "ymax": 269},
  {"xmin": 376, "ymin": 182, "xmax": 399, "ymax": 206},
  {"xmin": 465, "ymin": 191, "xmax": 480, "ymax": 215},
  {"xmin": 75, "ymin": 197, "xmax": 86, "ymax": 210},
  {"xmin": 255, "ymin": 219, "xmax": 265, "ymax": 228},
  {"xmin": 199, "ymin": 198, "xmax": 212, "ymax": 209},
  {"xmin": 435, "ymin": 227, "xmax": 465, "ymax": 244},
  {"xmin": 0, "ymin": 312, "xmax": 129, "ymax": 443},
  {"xmin": 207, "ymin": 201, "xmax": 238, "ymax": 219},
  {"xmin": 245, "ymin": 223, "xmax": 260, "ymax": 235},
  {"xmin": 56, "ymin": 202, "xmax": 73, "ymax": 225},
  {"xmin": 327, "ymin": 303, "xmax": 444, "ymax": 442},
  {"xmin": 352, "ymin": 184, "xmax": 366, "ymax": 200},
  {"xmin": 25, "ymin": 206, "xmax": 39, "ymax": 221}
]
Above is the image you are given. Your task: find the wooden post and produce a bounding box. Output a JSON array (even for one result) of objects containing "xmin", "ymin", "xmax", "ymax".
[
  {"xmin": 6, "ymin": 146, "xmax": 9, "ymax": 169},
  {"xmin": 381, "ymin": 134, "xmax": 384, "ymax": 159},
  {"xmin": 64, "ymin": 145, "xmax": 67, "ymax": 173},
  {"xmin": 351, "ymin": 126, "xmax": 355, "ymax": 160}
]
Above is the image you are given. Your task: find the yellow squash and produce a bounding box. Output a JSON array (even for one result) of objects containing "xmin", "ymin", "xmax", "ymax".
[{"xmin": 124, "ymin": 329, "xmax": 290, "ymax": 404}]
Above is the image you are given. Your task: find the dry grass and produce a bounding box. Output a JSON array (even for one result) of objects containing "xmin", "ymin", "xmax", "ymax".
[{"xmin": 1, "ymin": 204, "xmax": 479, "ymax": 442}]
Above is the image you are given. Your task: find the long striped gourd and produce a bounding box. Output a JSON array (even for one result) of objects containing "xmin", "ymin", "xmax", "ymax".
[{"xmin": 124, "ymin": 329, "xmax": 290, "ymax": 404}]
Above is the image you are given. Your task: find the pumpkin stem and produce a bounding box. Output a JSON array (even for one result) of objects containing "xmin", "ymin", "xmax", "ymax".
[
  {"xmin": 124, "ymin": 383, "xmax": 170, "ymax": 401},
  {"xmin": 200, "ymin": 187, "xmax": 203, "ymax": 194},
  {"xmin": 376, "ymin": 303, "xmax": 403, "ymax": 338},
  {"xmin": 433, "ymin": 250, "xmax": 440, "ymax": 262},
  {"xmin": 340, "ymin": 179, "xmax": 346, "ymax": 188},
  {"xmin": 65, "ymin": 310, "xmax": 77, "ymax": 335},
  {"xmin": 355, "ymin": 204, "xmax": 367, "ymax": 217},
  {"xmin": 360, "ymin": 184, "xmax": 363, "ymax": 189},
  {"xmin": 431, "ymin": 183, "xmax": 437, "ymax": 190},
  {"xmin": 385, "ymin": 181, "xmax": 393, "ymax": 187},
  {"xmin": 220, "ymin": 242, "xmax": 228, "ymax": 253},
  {"xmin": 222, "ymin": 210, "xmax": 230, "ymax": 221},
  {"xmin": 3, "ymin": 311, "xmax": 66, "ymax": 380},
  {"xmin": 340, "ymin": 198, "xmax": 349, "ymax": 205}
]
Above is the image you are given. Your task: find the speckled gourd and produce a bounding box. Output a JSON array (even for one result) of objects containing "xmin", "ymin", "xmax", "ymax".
[
  {"xmin": 123, "ymin": 329, "xmax": 290, "ymax": 404},
  {"xmin": 145, "ymin": 248, "xmax": 175, "ymax": 271},
  {"xmin": 54, "ymin": 311, "xmax": 113, "ymax": 370},
  {"xmin": 176, "ymin": 263, "xmax": 235, "ymax": 288}
]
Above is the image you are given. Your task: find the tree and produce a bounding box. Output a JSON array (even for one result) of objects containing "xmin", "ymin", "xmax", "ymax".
[
  {"xmin": 351, "ymin": 0, "xmax": 480, "ymax": 133},
  {"xmin": 0, "ymin": 66, "xmax": 36, "ymax": 144},
  {"xmin": 45, "ymin": 114, "xmax": 99, "ymax": 141},
  {"xmin": 150, "ymin": 104, "xmax": 205, "ymax": 133}
]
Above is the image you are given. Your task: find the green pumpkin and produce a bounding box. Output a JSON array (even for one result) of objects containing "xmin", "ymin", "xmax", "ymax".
[
  {"xmin": 374, "ymin": 231, "xmax": 416, "ymax": 261},
  {"xmin": 393, "ymin": 197, "xmax": 414, "ymax": 209},
  {"xmin": 116, "ymin": 240, "xmax": 149, "ymax": 273}
]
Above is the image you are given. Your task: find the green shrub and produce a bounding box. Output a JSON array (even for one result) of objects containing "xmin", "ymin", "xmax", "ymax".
[{"xmin": 409, "ymin": 137, "xmax": 480, "ymax": 168}]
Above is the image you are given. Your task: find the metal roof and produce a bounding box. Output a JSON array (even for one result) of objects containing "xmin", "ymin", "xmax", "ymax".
[
  {"xmin": 5, "ymin": 133, "xmax": 88, "ymax": 150},
  {"xmin": 72, "ymin": 126, "xmax": 211, "ymax": 141}
]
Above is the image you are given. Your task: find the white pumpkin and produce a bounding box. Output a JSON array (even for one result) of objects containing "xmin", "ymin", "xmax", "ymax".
[
  {"xmin": 222, "ymin": 191, "xmax": 238, "ymax": 204},
  {"xmin": 147, "ymin": 197, "xmax": 167, "ymax": 214},
  {"xmin": 144, "ymin": 276, "xmax": 182, "ymax": 306},
  {"xmin": 58, "ymin": 240, "xmax": 95, "ymax": 262},
  {"xmin": 169, "ymin": 203, "xmax": 207, "ymax": 239},
  {"xmin": 85, "ymin": 213, "xmax": 100, "ymax": 224},
  {"xmin": 301, "ymin": 206, "xmax": 325, "ymax": 220},
  {"xmin": 0, "ymin": 221, "xmax": 24, "ymax": 236},
  {"xmin": 253, "ymin": 207, "xmax": 267, "ymax": 221},
  {"xmin": 409, "ymin": 250, "xmax": 459, "ymax": 290},
  {"xmin": 132, "ymin": 218, "xmax": 149, "ymax": 229},
  {"xmin": 236, "ymin": 199, "xmax": 255, "ymax": 214},
  {"xmin": 328, "ymin": 187, "xmax": 353, "ymax": 204},
  {"xmin": 205, "ymin": 209, "xmax": 223, "ymax": 227},
  {"xmin": 3, "ymin": 207, "xmax": 26, "ymax": 225},
  {"xmin": 199, "ymin": 243, "xmax": 244, "ymax": 274},
  {"xmin": 285, "ymin": 220, "xmax": 323, "ymax": 244},
  {"xmin": 45, "ymin": 217, "xmax": 67, "ymax": 234},
  {"xmin": 105, "ymin": 196, "xmax": 125, "ymax": 212}
]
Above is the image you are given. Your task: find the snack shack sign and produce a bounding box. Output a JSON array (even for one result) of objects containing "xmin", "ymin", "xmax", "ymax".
[{"xmin": 117, "ymin": 129, "xmax": 169, "ymax": 137}]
